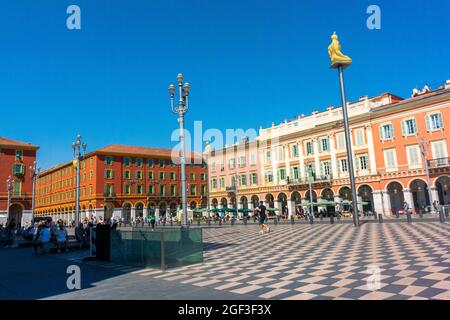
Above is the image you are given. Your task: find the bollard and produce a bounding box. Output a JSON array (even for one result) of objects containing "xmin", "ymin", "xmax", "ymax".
[
  {"xmin": 274, "ymin": 217, "xmax": 278, "ymax": 225},
  {"xmin": 406, "ymin": 212, "xmax": 412, "ymax": 223},
  {"xmin": 378, "ymin": 214, "xmax": 383, "ymax": 223},
  {"xmin": 439, "ymin": 208, "xmax": 446, "ymax": 223},
  {"xmin": 309, "ymin": 215, "xmax": 313, "ymax": 225},
  {"xmin": 197, "ymin": 219, "xmax": 200, "ymax": 226},
  {"xmin": 243, "ymin": 217, "xmax": 247, "ymax": 225},
  {"xmin": 330, "ymin": 215, "xmax": 334, "ymax": 225},
  {"xmin": 290, "ymin": 216, "xmax": 295, "ymax": 225}
]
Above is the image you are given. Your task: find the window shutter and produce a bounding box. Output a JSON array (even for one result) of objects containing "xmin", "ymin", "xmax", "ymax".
[
  {"xmin": 438, "ymin": 113, "xmax": 444, "ymax": 129},
  {"xmin": 413, "ymin": 119, "xmax": 417, "ymax": 134},
  {"xmin": 379, "ymin": 126, "xmax": 384, "ymax": 141},
  {"xmin": 390, "ymin": 124, "xmax": 394, "ymax": 139},
  {"xmin": 401, "ymin": 121, "xmax": 406, "ymax": 136},
  {"xmin": 425, "ymin": 115, "xmax": 430, "ymax": 131}
]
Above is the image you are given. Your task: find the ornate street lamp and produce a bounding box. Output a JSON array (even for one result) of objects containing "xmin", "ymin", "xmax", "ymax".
[
  {"xmin": 328, "ymin": 32, "xmax": 360, "ymax": 227},
  {"xmin": 72, "ymin": 134, "xmax": 87, "ymax": 224},
  {"xmin": 169, "ymin": 73, "xmax": 190, "ymax": 228},
  {"xmin": 29, "ymin": 161, "xmax": 41, "ymax": 224}
]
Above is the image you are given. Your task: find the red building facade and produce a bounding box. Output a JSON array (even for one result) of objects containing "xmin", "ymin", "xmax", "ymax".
[
  {"xmin": 35, "ymin": 144, "xmax": 207, "ymax": 223},
  {"xmin": 0, "ymin": 137, "xmax": 39, "ymax": 226}
]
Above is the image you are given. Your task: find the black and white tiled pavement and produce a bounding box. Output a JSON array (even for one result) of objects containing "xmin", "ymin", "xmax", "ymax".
[{"xmin": 60, "ymin": 222, "xmax": 450, "ymax": 300}]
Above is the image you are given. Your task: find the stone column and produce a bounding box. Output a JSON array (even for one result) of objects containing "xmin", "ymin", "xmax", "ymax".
[
  {"xmin": 430, "ymin": 187, "xmax": 439, "ymax": 206},
  {"xmin": 403, "ymin": 188, "xmax": 414, "ymax": 211},
  {"xmin": 131, "ymin": 207, "xmax": 136, "ymax": 222},
  {"xmin": 382, "ymin": 192, "xmax": 392, "ymax": 216},
  {"xmin": 287, "ymin": 199, "xmax": 295, "ymax": 218},
  {"xmin": 372, "ymin": 191, "xmax": 384, "ymax": 215},
  {"xmin": 237, "ymin": 202, "xmax": 243, "ymax": 218}
]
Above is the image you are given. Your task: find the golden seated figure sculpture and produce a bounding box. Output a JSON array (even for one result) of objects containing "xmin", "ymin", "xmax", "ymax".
[{"xmin": 328, "ymin": 32, "xmax": 352, "ymax": 68}]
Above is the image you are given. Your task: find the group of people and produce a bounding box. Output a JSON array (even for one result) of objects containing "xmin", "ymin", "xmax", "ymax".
[{"xmin": 29, "ymin": 219, "xmax": 69, "ymax": 254}]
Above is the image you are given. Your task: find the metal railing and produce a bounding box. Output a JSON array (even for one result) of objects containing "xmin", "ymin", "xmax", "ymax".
[{"xmin": 428, "ymin": 157, "xmax": 450, "ymax": 168}]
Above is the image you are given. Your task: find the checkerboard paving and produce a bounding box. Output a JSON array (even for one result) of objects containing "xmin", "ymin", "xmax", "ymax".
[{"xmin": 62, "ymin": 222, "xmax": 450, "ymax": 300}]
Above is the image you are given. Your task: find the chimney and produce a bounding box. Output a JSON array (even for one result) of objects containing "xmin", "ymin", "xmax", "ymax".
[
  {"xmin": 359, "ymin": 95, "xmax": 368, "ymax": 101},
  {"xmin": 445, "ymin": 79, "xmax": 450, "ymax": 89}
]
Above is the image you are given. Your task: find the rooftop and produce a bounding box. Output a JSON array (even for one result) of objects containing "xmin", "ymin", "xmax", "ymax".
[{"xmin": 0, "ymin": 137, "xmax": 39, "ymax": 150}]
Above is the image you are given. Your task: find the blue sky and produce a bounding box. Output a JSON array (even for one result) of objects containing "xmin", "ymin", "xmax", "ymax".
[{"xmin": 1, "ymin": 0, "xmax": 449, "ymax": 169}]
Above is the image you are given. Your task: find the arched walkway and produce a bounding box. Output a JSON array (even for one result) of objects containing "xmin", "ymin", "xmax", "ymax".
[
  {"xmin": 135, "ymin": 202, "xmax": 144, "ymax": 218},
  {"xmin": 104, "ymin": 203, "xmax": 114, "ymax": 221},
  {"xmin": 9, "ymin": 203, "xmax": 23, "ymax": 227},
  {"xmin": 410, "ymin": 179, "xmax": 430, "ymax": 212},
  {"xmin": 387, "ymin": 182, "xmax": 404, "ymax": 215},
  {"xmin": 358, "ymin": 185, "xmax": 374, "ymax": 214},
  {"xmin": 122, "ymin": 203, "xmax": 132, "ymax": 223},
  {"xmin": 436, "ymin": 175, "xmax": 450, "ymax": 205}
]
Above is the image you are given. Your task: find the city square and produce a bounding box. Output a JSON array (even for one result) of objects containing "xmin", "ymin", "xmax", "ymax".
[
  {"xmin": 0, "ymin": 0, "xmax": 449, "ymax": 306},
  {"xmin": 1, "ymin": 221, "xmax": 449, "ymax": 300}
]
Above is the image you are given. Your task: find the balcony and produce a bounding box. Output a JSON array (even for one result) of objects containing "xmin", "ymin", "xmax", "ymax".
[
  {"xmin": 428, "ymin": 157, "xmax": 450, "ymax": 169},
  {"xmin": 287, "ymin": 174, "xmax": 333, "ymax": 186}
]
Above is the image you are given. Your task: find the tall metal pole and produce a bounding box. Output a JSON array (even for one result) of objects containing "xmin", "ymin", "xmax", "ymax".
[
  {"xmin": 30, "ymin": 161, "xmax": 40, "ymax": 224},
  {"xmin": 169, "ymin": 74, "xmax": 190, "ymax": 229},
  {"xmin": 338, "ymin": 66, "xmax": 359, "ymax": 227},
  {"xmin": 420, "ymin": 137, "xmax": 435, "ymax": 213},
  {"xmin": 75, "ymin": 153, "xmax": 81, "ymax": 224},
  {"xmin": 309, "ymin": 181, "xmax": 314, "ymax": 218},
  {"xmin": 179, "ymin": 112, "xmax": 188, "ymax": 227}
]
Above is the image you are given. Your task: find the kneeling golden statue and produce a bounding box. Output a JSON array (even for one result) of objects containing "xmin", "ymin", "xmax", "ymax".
[{"xmin": 328, "ymin": 32, "xmax": 352, "ymax": 68}]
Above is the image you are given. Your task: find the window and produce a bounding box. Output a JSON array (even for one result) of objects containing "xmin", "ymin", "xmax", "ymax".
[
  {"xmin": 89, "ymin": 170, "xmax": 93, "ymax": 180},
  {"xmin": 190, "ymin": 185, "xmax": 196, "ymax": 196},
  {"xmin": 147, "ymin": 159, "xmax": 154, "ymax": 167},
  {"xmin": 220, "ymin": 161, "xmax": 225, "ymax": 171},
  {"xmin": 124, "ymin": 184, "xmax": 132, "ymax": 194},
  {"xmin": 337, "ymin": 134, "xmax": 345, "ymax": 149},
  {"xmin": 135, "ymin": 158, "xmax": 143, "ymax": 167},
  {"xmin": 278, "ymin": 168, "xmax": 286, "ymax": 181},
  {"xmin": 136, "ymin": 170, "xmax": 143, "ymax": 179},
  {"xmin": 431, "ymin": 140, "xmax": 447, "ymax": 159},
  {"xmin": 13, "ymin": 164, "xmax": 25, "ymax": 175},
  {"xmin": 159, "ymin": 160, "xmax": 165, "ymax": 168},
  {"xmin": 238, "ymin": 156, "xmax": 246, "ymax": 167},
  {"xmin": 305, "ymin": 141, "xmax": 314, "ymax": 155},
  {"xmin": 240, "ymin": 174, "xmax": 247, "ymax": 186},
  {"xmin": 13, "ymin": 181, "xmax": 21, "ymax": 196},
  {"xmin": 148, "ymin": 171, "xmax": 154, "ymax": 180},
  {"xmin": 104, "ymin": 169, "xmax": 114, "ymax": 179},
  {"xmin": 159, "ymin": 172, "xmax": 165, "ymax": 180},
  {"xmin": 291, "ymin": 166, "xmax": 300, "ymax": 180},
  {"xmin": 148, "ymin": 185, "xmax": 155, "ymax": 194},
  {"xmin": 406, "ymin": 145, "xmax": 421, "ymax": 167},
  {"xmin": 211, "ymin": 162, "xmax": 216, "ymax": 173},
  {"xmin": 200, "ymin": 173, "xmax": 206, "ymax": 181},
  {"xmin": 160, "ymin": 185, "xmax": 166, "ymax": 196},
  {"xmin": 104, "ymin": 184, "xmax": 114, "ymax": 196},
  {"xmin": 123, "ymin": 170, "xmax": 131, "ymax": 179},
  {"xmin": 219, "ymin": 177, "xmax": 225, "ymax": 188},
  {"xmin": 338, "ymin": 158, "xmax": 348, "ymax": 173},
  {"xmin": 123, "ymin": 157, "xmax": 131, "ymax": 166},
  {"xmin": 402, "ymin": 119, "xmax": 417, "ymax": 136},
  {"xmin": 305, "ymin": 164, "xmax": 315, "ymax": 179},
  {"xmin": 201, "ymin": 185, "xmax": 207, "ymax": 195},
  {"xmin": 265, "ymin": 150, "xmax": 272, "ymax": 163},
  {"xmin": 170, "ymin": 185, "xmax": 177, "ymax": 196},
  {"xmin": 250, "ymin": 173, "xmax": 258, "ymax": 185},
  {"xmin": 357, "ymin": 154, "xmax": 369, "ymax": 171},
  {"xmin": 228, "ymin": 159, "xmax": 235, "ymax": 169},
  {"xmin": 320, "ymin": 138, "xmax": 330, "ymax": 152},
  {"xmin": 136, "ymin": 185, "xmax": 143, "ymax": 194},
  {"xmin": 291, "ymin": 144, "xmax": 299, "ymax": 157},
  {"xmin": 170, "ymin": 172, "xmax": 176, "ymax": 180},
  {"xmin": 355, "ymin": 129, "xmax": 365, "ymax": 145},
  {"xmin": 212, "ymin": 179, "xmax": 217, "ymax": 189},
  {"xmin": 427, "ymin": 113, "xmax": 444, "ymax": 131},
  {"xmin": 380, "ymin": 124, "xmax": 394, "ymax": 140},
  {"xmin": 105, "ymin": 156, "xmax": 113, "ymax": 166},
  {"xmin": 190, "ymin": 173, "xmax": 195, "ymax": 180},
  {"xmin": 250, "ymin": 154, "xmax": 256, "ymax": 165},
  {"xmin": 320, "ymin": 161, "xmax": 332, "ymax": 177},
  {"xmin": 384, "ymin": 149, "xmax": 397, "ymax": 169},
  {"xmin": 277, "ymin": 146, "xmax": 284, "ymax": 161},
  {"xmin": 265, "ymin": 170, "xmax": 274, "ymax": 183},
  {"xmin": 15, "ymin": 150, "xmax": 23, "ymax": 161}
]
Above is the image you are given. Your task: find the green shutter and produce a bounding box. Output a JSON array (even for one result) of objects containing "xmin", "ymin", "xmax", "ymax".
[
  {"xmin": 438, "ymin": 113, "xmax": 444, "ymax": 129},
  {"xmin": 425, "ymin": 115, "xmax": 430, "ymax": 131},
  {"xmin": 379, "ymin": 126, "xmax": 384, "ymax": 141},
  {"xmin": 401, "ymin": 121, "xmax": 406, "ymax": 136}
]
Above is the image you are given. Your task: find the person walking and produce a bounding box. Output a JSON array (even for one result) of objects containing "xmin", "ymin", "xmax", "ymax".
[
  {"xmin": 149, "ymin": 214, "xmax": 156, "ymax": 231},
  {"xmin": 255, "ymin": 201, "xmax": 270, "ymax": 234},
  {"xmin": 56, "ymin": 223, "xmax": 69, "ymax": 253}
]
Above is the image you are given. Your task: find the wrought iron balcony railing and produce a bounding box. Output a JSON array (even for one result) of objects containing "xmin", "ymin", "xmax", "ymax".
[
  {"xmin": 104, "ymin": 192, "xmax": 117, "ymax": 199},
  {"xmin": 428, "ymin": 157, "xmax": 450, "ymax": 168}
]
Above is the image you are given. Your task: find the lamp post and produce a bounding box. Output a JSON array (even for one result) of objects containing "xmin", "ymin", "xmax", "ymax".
[
  {"xmin": 6, "ymin": 176, "xmax": 12, "ymax": 224},
  {"xmin": 420, "ymin": 137, "xmax": 435, "ymax": 213},
  {"xmin": 72, "ymin": 134, "xmax": 87, "ymax": 224},
  {"xmin": 169, "ymin": 73, "xmax": 191, "ymax": 228},
  {"xmin": 328, "ymin": 32, "xmax": 359, "ymax": 227},
  {"xmin": 29, "ymin": 161, "xmax": 40, "ymax": 224},
  {"xmin": 204, "ymin": 141, "xmax": 212, "ymax": 218}
]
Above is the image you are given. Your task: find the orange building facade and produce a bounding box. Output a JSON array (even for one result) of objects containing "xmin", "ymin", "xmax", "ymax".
[
  {"xmin": 205, "ymin": 81, "xmax": 450, "ymax": 216},
  {"xmin": 35, "ymin": 144, "xmax": 207, "ymax": 223},
  {"xmin": 0, "ymin": 137, "xmax": 39, "ymax": 226}
]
